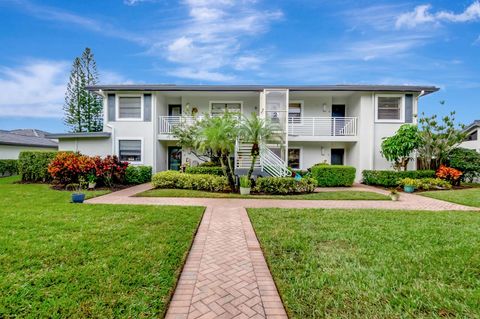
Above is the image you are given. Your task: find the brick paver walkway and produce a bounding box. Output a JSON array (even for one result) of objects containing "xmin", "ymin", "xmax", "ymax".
[{"xmin": 85, "ymin": 183, "xmax": 478, "ymax": 319}]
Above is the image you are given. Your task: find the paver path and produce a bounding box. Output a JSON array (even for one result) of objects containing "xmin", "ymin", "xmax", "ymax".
[{"xmin": 85, "ymin": 183, "xmax": 478, "ymax": 318}]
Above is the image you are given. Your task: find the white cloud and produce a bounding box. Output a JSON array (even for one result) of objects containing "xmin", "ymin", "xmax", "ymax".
[
  {"xmin": 100, "ymin": 70, "xmax": 134, "ymax": 84},
  {"xmin": 0, "ymin": 61, "xmax": 68, "ymax": 118},
  {"xmin": 396, "ymin": 1, "xmax": 480, "ymax": 29},
  {"xmin": 168, "ymin": 68, "xmax": 234, "ymax": 81}
]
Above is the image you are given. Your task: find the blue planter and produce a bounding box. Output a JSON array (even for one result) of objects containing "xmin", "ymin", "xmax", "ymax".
[
  {"xmin": 72, "ymin": 193, "xmax": 85, "ymax": 203},
  {"xmin": 404, "ymin": 185, "xmax": 415, "ymax": 193}
]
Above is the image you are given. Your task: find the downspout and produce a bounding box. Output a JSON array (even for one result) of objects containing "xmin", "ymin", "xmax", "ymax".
[
  {"xmin": 96, "ymin": 89, "xmax": 115, "ymax": 155},
  {"xmin": 413, "ymin": 90, "xmax": 425, "ymax": 170}
]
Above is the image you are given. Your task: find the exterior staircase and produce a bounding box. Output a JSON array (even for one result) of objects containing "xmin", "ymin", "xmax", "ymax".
[{"xmin": 234, "ymin": 140, "xmax": 291, "ymax": 177}]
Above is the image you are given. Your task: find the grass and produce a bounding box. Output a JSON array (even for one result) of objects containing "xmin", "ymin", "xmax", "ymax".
[
  {"xmin": 0, "ymin": 176, "xmax": 204, "ymax": 318},
  {"xmin": 137, "ymin": 188, "xmax": 390, "ymax": 200},
  {"xmin": 420, "ymin": 188, "xmax": 480, "ymax": 207},
  {"xmin": 249, "ymin": 208, "xmax": 480, "ymax": 318}
]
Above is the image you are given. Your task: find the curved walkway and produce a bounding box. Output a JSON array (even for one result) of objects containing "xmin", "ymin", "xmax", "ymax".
[{"xmin": 86, "ymin": 184, "xmax": 477, "ymax": 319}]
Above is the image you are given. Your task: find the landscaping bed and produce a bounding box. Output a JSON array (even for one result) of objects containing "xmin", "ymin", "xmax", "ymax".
[
  {"xmin": 136, "ymin": 188, "xmax": 390, "ymax": 200},
  {"xmin": 249, "ymin": 208, "xmax": 480, "ymax": 318},
  {"xmin": 0, "ymin": 176, "xmax": 203, "ymax": 317}
]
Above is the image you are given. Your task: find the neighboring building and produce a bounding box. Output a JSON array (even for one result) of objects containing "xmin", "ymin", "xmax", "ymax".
[
  {"xmin": 49, "ymin": 84, "xmax": 438, "ymax": 181},
  {"xmin": 460, "ymin": 120, "xmax": 479, "ymax": 152},
  {"xmin": 0, "ymin": 130, "xmax": 58, "ymax": 159}
]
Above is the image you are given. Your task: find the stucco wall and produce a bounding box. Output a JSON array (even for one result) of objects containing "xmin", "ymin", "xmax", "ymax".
[
  {"xmin": 0, "ymin": 145, "xmax": 57, "ymax": 160},
  {"xmin": 58, "ymin": 138, "xmax": 111, "ymax": 157}
]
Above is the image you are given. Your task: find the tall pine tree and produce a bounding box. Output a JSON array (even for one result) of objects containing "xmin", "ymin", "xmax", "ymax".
[{"xmin": 64, "ymin": 48, "xmax": 103, "ymax": 132}]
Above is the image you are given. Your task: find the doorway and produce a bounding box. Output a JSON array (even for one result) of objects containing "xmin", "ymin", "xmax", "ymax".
[
  {"xmin": 332, "ymin": 105, "xmax": 345, "ymax": 118},
  {"xmin": 168, "ymin": 146, "xmax": 182, "ymax": 171},
  {"xmin": 168, "ymin": 104, "xmax": 182, "ymax": 116},
  {"xmin": 331, "ymin": 148, "xmax": 344, "ymax": 165}
]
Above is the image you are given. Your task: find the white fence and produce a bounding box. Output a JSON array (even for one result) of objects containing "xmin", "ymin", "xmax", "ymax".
[{"xmin": 288, "ymin": 117, "xmax": 357, "ymax": 137}]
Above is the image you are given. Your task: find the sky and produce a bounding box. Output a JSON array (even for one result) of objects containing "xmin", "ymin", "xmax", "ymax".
[{"xmin": 0, "ymin": 0, "xmax": 479, "ymax": 132}]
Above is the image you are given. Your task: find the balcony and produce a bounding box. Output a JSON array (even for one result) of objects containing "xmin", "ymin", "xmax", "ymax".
[{"xmin": 158, "ymin": 116, "xmax": 358, "ymax": 141}]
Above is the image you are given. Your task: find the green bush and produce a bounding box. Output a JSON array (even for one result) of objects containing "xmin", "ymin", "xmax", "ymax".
[
  {"xmin": 448, "ymin": 148, "xmax": 480, "ymax": 182},
  {"xmin": 185, "ymin": 166, "xmax": 224, "ymax": 176},
  {"xmin": 18, "ymin": 151, "xmax": 57, "ymax": 182},
  {"xmin": 362, "ymin": 170, "xmax": 435, "ymax": 187},
  {"xmin": 398, "ymin": 178, "xmax": 452, "ymax": 191},
  {"xmin": 198, "ymin": 161, "xmax": 219, "ymax": 167},
  {"xmin": 254, "ymin": 177, "xmax": 317, "ymax": 194},
  {"xmin": 310, "ymin": 165, "xmax": 356, "ymax": 187},
  {"xmin": 125, "ymin": 165, "xmax": 152, "ymax": 184},
  {"xmin": 152, "ymin": 171, "xmax": 229, "ymax": 192},
  {"xmin": 0, "ymin": 159, "xmax": 18, "ymax": 176}
]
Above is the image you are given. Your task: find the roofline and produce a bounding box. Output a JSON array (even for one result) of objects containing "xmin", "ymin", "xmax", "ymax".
[
  {"xmin": 462, "ymin": 121, "xmax": 480, "ymax": 133},
  {"xmin": 0, "ymin": 141, "xmax": 58, "ymax": 148},
  {"xmin": 46, "ymin": 132, "xmax": 111, "ymax": 139},
  {"xmin": 86, "ymin": 84, "xmax": 439, "ymax": 95}
]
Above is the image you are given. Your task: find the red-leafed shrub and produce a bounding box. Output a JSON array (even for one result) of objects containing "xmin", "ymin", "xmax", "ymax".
[
  {"xmin": 48, "ymin": 152, "xmax": 128, "ymax": 187},
  {"xmin": 436, "ymin": 165, "xmax": 462, "ymax": 186}
]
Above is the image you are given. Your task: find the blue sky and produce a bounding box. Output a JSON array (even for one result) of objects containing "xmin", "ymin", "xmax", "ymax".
[{"xmin": 0, "ymin": 0, "xmax": 479, "ymax": 132}]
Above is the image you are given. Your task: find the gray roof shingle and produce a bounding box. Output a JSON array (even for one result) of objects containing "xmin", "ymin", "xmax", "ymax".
[{"xmin": 0, "ymin": 131, "xmax": 58, "ymax": 148}]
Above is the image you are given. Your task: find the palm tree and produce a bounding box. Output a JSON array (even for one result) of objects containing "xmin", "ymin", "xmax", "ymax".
[
  {"xmin": 197, "ymin": 113, "xmax": 238, "ymax": 190},
  {"xmin": 239, "ymin": 112, "xmax": 274, "ymax": 180}
]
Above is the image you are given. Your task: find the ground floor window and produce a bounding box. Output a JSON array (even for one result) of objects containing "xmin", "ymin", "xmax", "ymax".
[
  {"xmin": 331, "ymin": 148, "xmax": 344, "ymax": 165},
  {"xmin": 119, "ymin": 139, "xmax": 142, "ymax": 163},
  {"xmin": 288, "ymin": 148, "xmax": 301, "ymax": 169}
]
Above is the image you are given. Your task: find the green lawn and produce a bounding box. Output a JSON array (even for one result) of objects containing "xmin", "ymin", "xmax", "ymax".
[
  {"xmin": 420, "ymin": 188, "xmax": 480, "ymax": 207},
  {"xmin": 0, "ymin": 176, "xmax": 204, "ymax": 318},
  {"xmin": 137, "ymin": 188, "xmax": 390, "ymax": 200},
  {"xmin": 249, "ymin": 208, "xmax": 480, "ymax": 318}
]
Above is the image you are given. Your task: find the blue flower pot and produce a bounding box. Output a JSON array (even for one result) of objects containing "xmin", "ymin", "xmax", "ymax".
[
  {"xmin": 404, "ymin": 185, "xmax": 415, "ymax": 193},
  {"xmin": 72, "ymin": 193, "xmax": 85, "ymax": 203}
]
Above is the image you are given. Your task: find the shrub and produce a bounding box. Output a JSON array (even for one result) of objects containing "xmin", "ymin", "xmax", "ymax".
[
  {"xmin": 310, "ymin": 165, "xmax": 356, "ymax": 187},
  {"xmin": 239, "ymin": 176, "xmax": 251, "ymax": 188},
  {"xmin": 448, "ymin": 148, "xmax": 480, "ymax": 182},
  {"xmin": 18, "ymin": 151, "xmax": 58, "ymax": 182},
  {"xmin": 48, "ymin": 152, "xmax": 96, "ymax": 185},
  {"xmin": 97, "ymin": 155, "xmax": 129, "ymax": 187},
  {"xmin": 125, "ymin": 166, "xmax": 152, "ymax": 184},
  {"xmin": 436, "ymin": 165, "xmax": 462, "ymax": 186},
  {"xmin": 254, "ymin": 177, "xmax": 317, "ymax": 194},
  {"xmin": 185, "ymin": 166, "xmax": 224, "ymax": 176},
  {"xmin": 152, "ymin": 171, "xmax": 229, "ymax": 192},
  {"xmin": 398, "ymin": 177, "xmax": 452, "ymax": 190},
  {"xmin": 362, "ymin": 170, "xmax": 436, "ymax": 187},
  {"xmin": 198, "ymin": 161, "xmax": 219, "ymax": 167},
  {"xmin": 0, "ymin": 159, "xmax": 18, "ymax": 176}
]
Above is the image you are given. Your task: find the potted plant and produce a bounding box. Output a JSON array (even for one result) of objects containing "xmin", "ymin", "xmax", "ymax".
[
  {"xmin": 239, "ymin": 176, "xmax": 251, "ymax": 195},
  {"xmin": 68, "ymin": 176, "xmax": 87, "ymax": 203},
  {"xmin": 389, "ymin": 189, "xmax": 400, "ymax": 201},
  {"xmin": 399, "ymin": 178, "xmax": 417, "ymax": 193},
  {"xmin": 87, "ymin": 173, "xmax": 97, "ymax": 189}
]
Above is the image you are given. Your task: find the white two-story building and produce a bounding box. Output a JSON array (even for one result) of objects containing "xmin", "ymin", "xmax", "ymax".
[{"xmin": 49, "ymin": 84, "xmax": 438, "ymax": 181}]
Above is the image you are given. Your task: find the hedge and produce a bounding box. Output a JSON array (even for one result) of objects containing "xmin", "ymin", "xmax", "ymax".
[
  {"xmin": 185, "ymin": 166, "xmax": 224, "ymax": 176},
  {"xmin": 0, "ymin": 159, "xmax": 18, "ymax": 176},
  {"xmin": 152, "ymin": 171, "xmax": 229, "ymax": 192},
  {"xmin": 125, "ymin": 165, "xmax": 152, "ymax": 184},
  {"xmin": 362, "ymin": 170, "xmax": 436, "ymax": 187},
  {"xmin": 254, "ymin": 177, "xmax": 317, "ymax": 194},
  {"xmin": 310, "ymin": 165, "xmax": 356, "ymax": 187},
  {"xmin": 18, "ymin": 151, "xmax": 58, "ymax": 182}
]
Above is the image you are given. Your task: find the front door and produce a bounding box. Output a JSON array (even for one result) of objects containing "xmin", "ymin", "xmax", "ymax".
[
  {"xmin": 331, "ymin": 148, "xmax": 344, "ymax": 165},
  {"xmin": 168, "ymin": 104, "xmax": 182, "ymax": 116},
  {"xmin": 168, "ymin": 146, "xmax": 182, "ymax": 170},
  {"xmin": 332, "ymin": 105, "xmax": 345, "ymax": 117}
]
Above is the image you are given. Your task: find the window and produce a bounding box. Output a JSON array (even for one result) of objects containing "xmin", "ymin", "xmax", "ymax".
[
  {"xmin": 331, "ymin": 149, "xmax": 344, "ymax": 165},
  {"xmin": 377, "ymin": 96, "xmax": 402, "ymax": 121},
  {"xmin": 288, "ymin": 102, "xmax": 302, "ymax": 119},
  {"xmin": 119, "ymin": 140, "xmax": 142, "ymax": 162},
  {"xmin": 118, "ymin": 96, "xmax": 142, "ymax": 119},
  {"xmin": 465, "ymin": 130, "xmax": 478, "ymax": 141},
  {"xmin": 210, "ymin": 102, "xmax": 242, "ymax": 117},
  {"xmin": 288, "ymin": 148, "xmax": 301, "ymax": 169}
]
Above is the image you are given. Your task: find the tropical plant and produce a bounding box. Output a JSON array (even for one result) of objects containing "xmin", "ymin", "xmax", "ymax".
[
  {"xmin": 381, "ymin": 124, "xmax": 421, "ymax": 171},
  {"xmin": 64, "ymin": 48, "xmax": 102, "ymax": 133},
  {"xmin": 238, "ymin": 113, "xmax": 275, "ymax": 180},
  {"xmin": 196, "ymin": 113, "xmax": 239, "ymax": 190},
  {"xmin": 447, "ymin": 148, "xmax": 480, "ymax": 182},
  {"xmin": 417, "ymin": 111, "xmax": 466, "ymax": 169},
  {"xmin": 436, "ymin": 165, "xmax": 462, "ymax": 186},
  {"xmin": 239, "ymin": 176, "xmax": 251, "ymax": 188}
]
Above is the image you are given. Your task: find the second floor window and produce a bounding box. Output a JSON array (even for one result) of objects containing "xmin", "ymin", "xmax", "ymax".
[
  {"xmin": 119, "ymin": 96, "xmax": 142, "ymax": 119},
  {"xmin": 210, "ymin": 102, "xmax": 241, "ymax": 117},
  {"xmin": 377, "ymin": 96, "xmax": 402, "ymax": 121},
  {"xmin": 288, "ymin": 103, "xmax": 302, "ymax": 119}
]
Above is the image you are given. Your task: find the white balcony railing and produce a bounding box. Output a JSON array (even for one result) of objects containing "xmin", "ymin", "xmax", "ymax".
[
  {"xmin": 159, "ymin": 116, "xmax": 357, "ymax": 137},
  {"xmin": 288, "ymin": 117, "xmax": 357, "ymax": 137}
]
